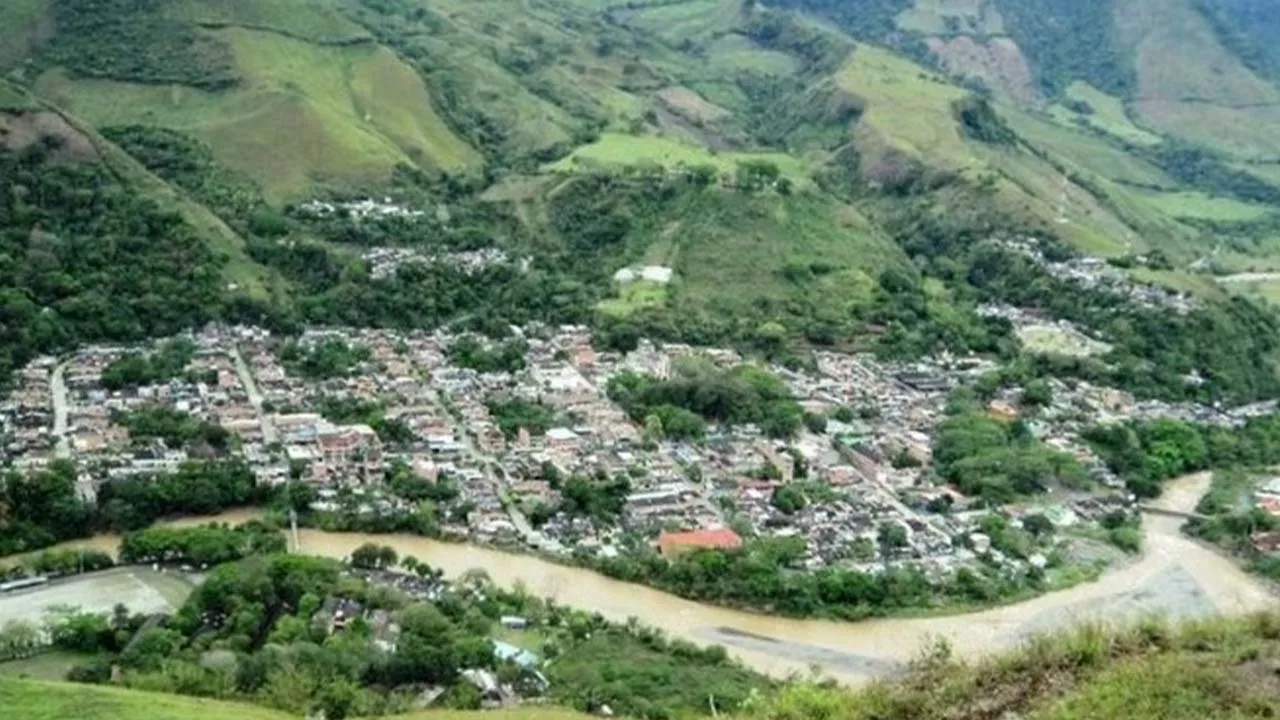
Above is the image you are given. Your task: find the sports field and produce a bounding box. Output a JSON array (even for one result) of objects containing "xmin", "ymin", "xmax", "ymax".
[{"xmin": 0, "ymin": 568, "xmax": 194, "ymax": 626}]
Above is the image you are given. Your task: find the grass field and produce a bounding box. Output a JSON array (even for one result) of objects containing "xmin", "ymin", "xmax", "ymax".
[
  {"xmin": 1133, "ymin": 189, "xmax": 1274, "ymax": 222},
  {"xmin": 895, "ymin": 0, "xmax": 1005, "ymax": 35},
  {"xmin": 165, "ymin": 0, "xmax": 370, "ymax": 42},
  {"xmin": 1048, "ymin": 82, "xmax": 1162, "ymax": 147},
  {"xmin": 0, "ymin": 568, "xmax": 194, "ymax": 627},
  {"xmin": 0, "ymin": 676, "xmax": 595, "ymax": 720},
  {"xmin": 0, "ymin": 651, "xmax": 95, "ymax": 682},
  {"xmin": 599, "ymin": 279, "xmax": 669, "ymax": 317},
  {"xmin": 646, "ymin": 191, "xmax": 904, "ymax": 318},
  {"xmin": 615, "ymin": 0, "xmax": 744, "ymax": 44},
  {"xmin": 1117, "ymin": 0, "xmax": 1280, "ymax": 159},
  {"xmin": 1224, "ymin": 277, "xmax": 1280, "ymax": 306},
  {"xmin": 1005, "ymin": 107, "xmax": 1172, "ymax": 188},
  {"xmin": 549, "ymin": 132, "xmax": 813, "ymax": 186},
  {"xmin": 1016, "ymin": 324, "xmax": 1112, "ymax": 357},
  {"xmin": 704, "ymin": 34, "xmax": 799, "ymax": 76},
  {"xmin": 34, "ymin": 27, "xmax": 480, "ymax": 201},
  {"xmin": 0, "ymin": 83, "xmax": 36, "ymax": 111},
  {"xmin": 0, "ymin": 0, "xmax": 48, "ymax": 71},
  {"xmin": 835, "ymin": 45, "xmax": 970, "ymax": 165}
]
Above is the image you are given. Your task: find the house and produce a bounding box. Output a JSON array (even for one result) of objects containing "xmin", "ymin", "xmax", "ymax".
[
  {"xmin": 988, "ymin": 400, "xmax": 1019, "ymax": 422},
  {"xmin": 492, "ymin": 640, "xmax": 540, "ymax": 669},
  {"xmin": 1252, "ymin": 531, "xmax": 1280, "ymax": 555},
  {"xmin": 658, "ymin": 527, "xmax": 743, "ymax": 558},
  {"xmin": 546, "ymin": 427, "xmax": 580, "ymax": 450}
]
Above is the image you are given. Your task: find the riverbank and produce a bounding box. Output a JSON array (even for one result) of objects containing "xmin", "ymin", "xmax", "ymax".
[{"xmin": 9, "ymin": 473, "xmax": 1274, "ymax": 684}]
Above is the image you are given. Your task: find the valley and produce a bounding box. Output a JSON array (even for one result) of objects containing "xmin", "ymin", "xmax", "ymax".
[{"xmin": 5, "ymin": 0, "xmax": 1280, "ymax": 718}]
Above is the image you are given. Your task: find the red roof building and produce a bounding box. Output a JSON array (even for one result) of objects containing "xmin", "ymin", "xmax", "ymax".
[{"xmin": 658, "ymin": 527, "xmax": 743, "ymax": 558}]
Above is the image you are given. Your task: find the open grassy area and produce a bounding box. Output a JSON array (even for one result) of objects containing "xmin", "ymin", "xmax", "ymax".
[
  {"xmin": 1016, "ymin": 324, "xmax": 1112, "ymax": 358},
  {"xmin": 1048, "ymin": 81, "xmax": 1162, "ymax": 147},
  {"xmin": 1118, "ymin": 0, "xmax": 1280, "ymax": 159},
  {"xmin": 0, "ymin": 676, "xmax": 596, "ymax": 720},
  {"xmin": 704, "ymin": 34, "xmax": 799, "ymax": 76},
  {"xmin": 615, "ymin": 0, "xmax": 745, "ymax": 44},
  {"xmin": 0, "ymin": 651, "xmax": 95, "ymax": 682},
  {"xmin": 1132, "ymin": 189, "xmax": 1275, "ymax": 222},
  {"xmin": 0, "ymin": 83, "xmax": 37, "ymax": 111},
  {"xmin": 165, "ymin": 0, "xmax": 370, "ymax": 42},
  {"xmin": 835, "ymin": 45, "xmax": 970, "ymax": 165},
  {"xmin": 0, "ymin": 0, "xmax": 48, "ymax": 71},
  {"xmin": 1224, "ymin": 277, "xmax": 1280, "ymax": 306},
  {"xmin": 895, "ymin": 0, "xmax": 1005, "ymax": 35},
  {"xmin": 650, "ymin": 191, "xmax": 903, "ymax": 318},
  {"xmin": 0, "ymin": 678, "xmax": 299, "ymax": 720},
  {"xmin": 599, "ymin": 280, "xmax": 670, "ymax": 317},
  {"xmin": 1129, "ymin": 268, "xmax": 1227, "ymax": 299},
  {"xmin": 549, "ymin": 132, "xmax": 813, "ymax": 186},
  {"xmin": 0, "ymin": 568, "xmax": 193, "ymax": 627},
  {"xmin": 34, "ymin": 27, "xmax": 480, "ymax": 201}
]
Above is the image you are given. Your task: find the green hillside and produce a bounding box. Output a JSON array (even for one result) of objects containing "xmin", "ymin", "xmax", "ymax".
[
  {"xmin": 0, "ymin": 676, "xmax": 592, "ymax": 720},
  {"xmin": 5, "ymin": 0, "xmax": 1280, "ymax": 401}
]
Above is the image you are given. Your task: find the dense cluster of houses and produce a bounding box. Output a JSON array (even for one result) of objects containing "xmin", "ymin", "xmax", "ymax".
[
  {"xmin": 1001, "ymin": 238, "xmax": 1200, "ymax": 314},
  {"xmin": 4, "ymin": 317, "xmax": 1277, "ymax": 580}
]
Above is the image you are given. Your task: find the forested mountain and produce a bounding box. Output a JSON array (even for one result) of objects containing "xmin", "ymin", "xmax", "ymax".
[{"xmin": 5, "ymin": 0, "xmax": 1280, "ymax": 400}]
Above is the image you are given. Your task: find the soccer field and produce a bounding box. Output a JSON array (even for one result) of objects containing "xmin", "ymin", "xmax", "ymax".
[{"xmin": 0, "ymin": 568, "xmax": 194, "ymax": 626}]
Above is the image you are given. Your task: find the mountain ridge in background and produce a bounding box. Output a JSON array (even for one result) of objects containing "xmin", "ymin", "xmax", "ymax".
[{"xmin": 4, "ymin": 0, "xmax": 1280, "ymax": 396}]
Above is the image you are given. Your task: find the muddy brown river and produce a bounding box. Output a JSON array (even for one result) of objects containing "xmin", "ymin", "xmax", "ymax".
[{"xmin": 30, "ymin": 473, "xmax": 1276, "ymax": 683}]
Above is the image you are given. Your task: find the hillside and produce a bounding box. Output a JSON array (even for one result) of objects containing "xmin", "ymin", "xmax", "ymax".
[
  {"xmin": 4, "ymin": 0, "xmax": 1280, "ymax": 399},
  {"xmin": 7, "ymin": 611, "xmax": 1280, "ymax": 719},
  {"xmin": 0, "ymin": 676, "xmax": 592, "ymax": 720}
]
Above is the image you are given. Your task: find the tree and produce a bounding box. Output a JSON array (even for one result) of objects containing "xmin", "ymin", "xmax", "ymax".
[
  {"xmin": 770, "ymin": 485, "xmax": 807, "ymax": 515},
  {"xmin": 1022, "ymin": 513, "xmax": 1055, "ymax": 537},
  {"xmin": 350, "ymin": 543, "xmax": 396, "ymax": 570},
  {"xmin": 315, "ymin": 679, "xmax": 358, "ymax": 720},
  {"xmin": 643, "ymin": 413, "xmax": 665, "ymax": 442},
  {"xmin": 877, "ymin": 522, "xmax": 909, "ymax": 566},
  {"xmin": 1021, "ymin": 379, "xmax": 1053, "ymax": 407},
  {"xmin": 0, "ymin": 620, "xmax": 40, "ymax": 660},
  {"xmin": 803, "ymin": 412, "xmax": 827, "ymax": 434}
]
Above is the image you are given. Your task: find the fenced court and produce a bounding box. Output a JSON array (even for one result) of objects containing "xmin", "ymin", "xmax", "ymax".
[{"xmin": 0, "ymin": 567, "xmax": 194, "ymax": 626}]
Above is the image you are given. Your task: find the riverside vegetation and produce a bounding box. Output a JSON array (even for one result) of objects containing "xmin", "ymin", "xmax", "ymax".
[{"xmin": 6, "ymin": 607, "xmax": 1280, "ymax": 720}]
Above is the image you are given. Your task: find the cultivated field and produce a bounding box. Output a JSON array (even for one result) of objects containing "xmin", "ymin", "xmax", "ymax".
[{"xmin": 0, "ymin": 568, "xmax": 194, "ymax": 626}]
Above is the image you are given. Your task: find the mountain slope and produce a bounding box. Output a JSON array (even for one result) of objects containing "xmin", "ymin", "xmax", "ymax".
[
  {"xmin": 0, "ymin": 675, "xmax": 593, "ymax": 720},
  {"xmin": 3, "ymin": 0, "xmax": 1280, "ymax": 400}
]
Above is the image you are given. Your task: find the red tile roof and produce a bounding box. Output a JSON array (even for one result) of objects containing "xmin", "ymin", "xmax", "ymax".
[{"xmin": 658, "ymin": 527, "xmax": 743, "ymax": 557}]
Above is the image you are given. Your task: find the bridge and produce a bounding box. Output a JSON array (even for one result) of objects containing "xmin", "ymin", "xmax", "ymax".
[{"xmin": 1138, "ymin": 505, "xmax": 1208, "ymax": 522}]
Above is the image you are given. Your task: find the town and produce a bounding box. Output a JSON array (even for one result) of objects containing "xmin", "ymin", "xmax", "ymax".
[{"xmin": 3, "ymin": 319, "xmax": 1275, "ymax": 585}]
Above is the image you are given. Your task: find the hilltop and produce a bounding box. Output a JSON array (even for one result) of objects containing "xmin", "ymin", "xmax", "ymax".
[{"xmin": 7, "ymin": 610, "xmax": 1280, "ymax": 720}]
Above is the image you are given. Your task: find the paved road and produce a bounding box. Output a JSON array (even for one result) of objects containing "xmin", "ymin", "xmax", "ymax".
[
  {"xmin": 1216, "ymin": 271, "xmax": 1280, "ymax": 284},
  {"xmin": 230, "ymin": 346, "xmax": 276, "ymax": 444}
]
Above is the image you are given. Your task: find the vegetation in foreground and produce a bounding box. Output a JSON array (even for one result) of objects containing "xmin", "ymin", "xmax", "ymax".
[
  {"xmin": 7, "ymin": 611, "xmax": 1280, "ymax": 720},
  {"xmin": 0, "ymin": 544, "xmax": 767, "ymax": 720},
  {"xmin": 747, "ymin": 614, "xmax": 1280, "ymax": 720}
]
